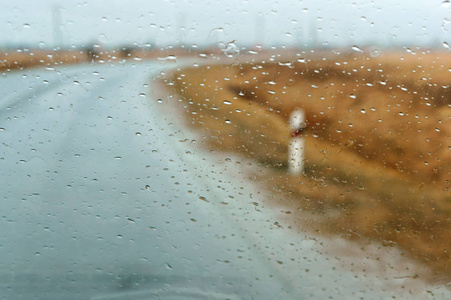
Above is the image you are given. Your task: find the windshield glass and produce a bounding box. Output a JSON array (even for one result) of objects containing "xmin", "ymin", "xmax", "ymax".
[{"xmin": 1, "ymin": 0, "xmax": 450, "ymax": 299}]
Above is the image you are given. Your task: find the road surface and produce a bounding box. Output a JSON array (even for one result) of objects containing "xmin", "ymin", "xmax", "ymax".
[{"xmin": 0, "ymin": 60, "xmax": 449, "ymax": 299}]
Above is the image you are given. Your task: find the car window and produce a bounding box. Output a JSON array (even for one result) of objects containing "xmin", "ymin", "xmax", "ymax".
[{"xmin": 1, "ymin": 0, "xmax": 450, "ymax": 299}]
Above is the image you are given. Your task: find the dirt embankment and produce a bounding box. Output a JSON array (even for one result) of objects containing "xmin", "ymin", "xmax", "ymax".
[{"xmin": 168, "ymin": 50, "xmax": 451, "ymax": 280}]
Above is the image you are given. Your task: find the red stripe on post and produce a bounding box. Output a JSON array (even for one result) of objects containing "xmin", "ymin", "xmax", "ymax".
[{"xmin": 291, "ymin": 127, "xmax": 304, "ymax": 138}]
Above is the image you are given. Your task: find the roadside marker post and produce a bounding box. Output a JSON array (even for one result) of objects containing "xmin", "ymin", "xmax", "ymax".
[{"xmin": 288, "ymin": 109, "xmax": 306, "ymax": 175}]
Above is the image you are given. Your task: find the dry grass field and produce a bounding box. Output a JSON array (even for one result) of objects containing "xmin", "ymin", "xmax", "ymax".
[{"xmin": 168, "ymin": 50, "xmax": 451, "ymax": 280}]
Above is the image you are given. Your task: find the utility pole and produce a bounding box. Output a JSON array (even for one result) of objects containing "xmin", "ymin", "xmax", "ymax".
[
  {"xmin": 295, "ymin": 27, "xmax": 302, "ymax": 48},
  {"xmin": 309, "ymin": 18, "xmax": 318, "ymax": 49},
  {"xmin": 254, "ymin": 14, "xmax": 265, "ymax": 46},
  {"xmin": 176, "ymin": 12, "xmax": 186, "ymax": 47},
  {"xmin": 52, "ymin": 6, "xmax": 63, "ymax": 49}
]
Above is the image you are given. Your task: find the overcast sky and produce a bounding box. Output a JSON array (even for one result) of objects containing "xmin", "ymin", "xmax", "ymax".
[{"xmin": 0, "ymin": 0, "xmax": 449, "ymax": 49}]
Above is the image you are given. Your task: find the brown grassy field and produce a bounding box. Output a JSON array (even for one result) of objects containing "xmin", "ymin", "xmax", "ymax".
[{"xmin": 167, "ymin": 50, "xmax": 451, "ymax": 280}]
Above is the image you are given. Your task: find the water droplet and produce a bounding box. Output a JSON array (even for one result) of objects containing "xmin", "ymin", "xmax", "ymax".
[
  {"xmin": 114, "ymin": 156, "xmax": 122, "ymax": 159},
  {"xmin": 223, "ymin": 41, "xmax": 239, "ymax": 58},
  {"xmin": 442, "ymin": 0, "xmax": 450, "ymax": 8},
  {"xmin": 225, "ymin": 119, "xmax": 231, "ymax": 124},
  {"xmin": 138, "ymin": 93, "xmax": 146, "ymax": 97},
  {"xmin": 223, "ymin": 100, "xmax": 232, "ymax": 105},
  {"xmin": 199, "ymin": 196, "xmax": 209, "ymax": 202},
  {"xmin": 360, "ymin": 109, "xmax": 366, "ymax": 114},
  {"xmin": 278, "ymin": 62, "xmax": 292, "ymax": 67},
  {"xmin": 370, "ymin": 48, "xmax": 379, "ymax": 57},
  {"xmin": 157, "ymin": 99, "xmax": 163, "ymax": 103},
  {"xmin": 23, "ymin": 23, "xmax": 31, "ymax": 28},
  {"xmin": 350, "ymin": 94, "xmax": 356, "ymax": 99},
  {"xmin": 352, "ymin": 45, "xmax": 363, "ymax": 52},
  {"xmin": 159, "ymin": 55, "xmax": 176, "ymax": 61},
  {"xmin": 444, "ymin": 42, "xmax": 450, "ymax": 49}
]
